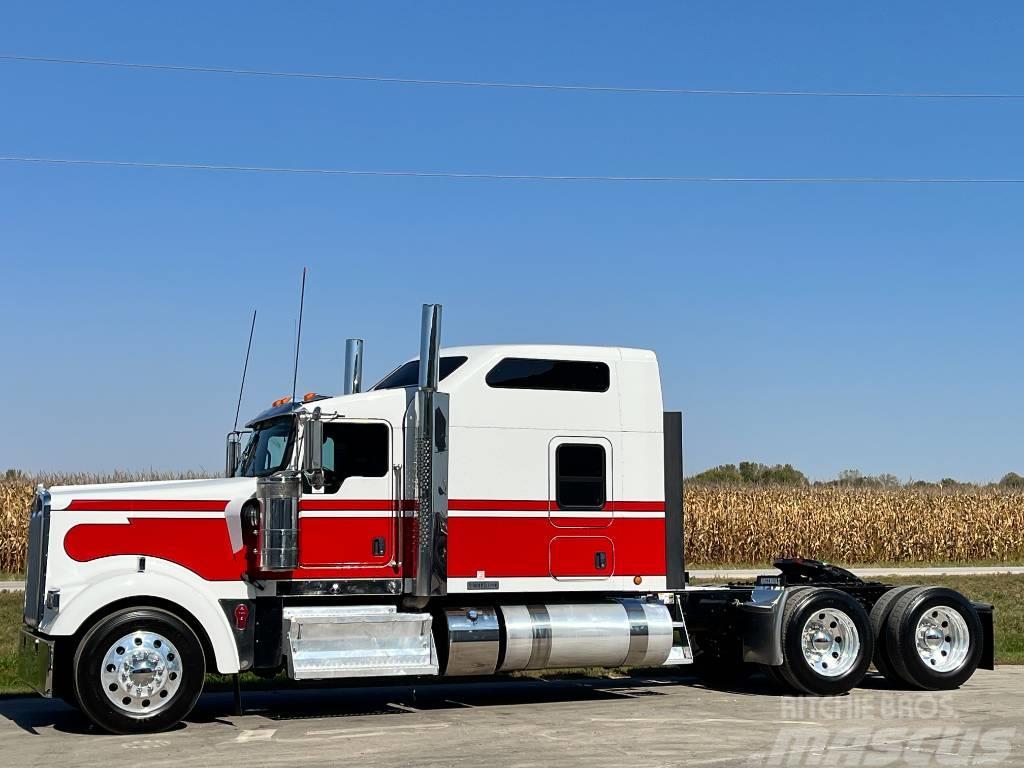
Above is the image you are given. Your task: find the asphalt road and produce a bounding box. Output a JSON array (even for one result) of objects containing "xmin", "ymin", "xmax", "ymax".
[
  {"xmin": 4, "ymin": 566, "xmax": 1023, "ymax": 593},
  {"xmin": 1, "ymin": 668, "xmax": 1021, "ymax": 767}
]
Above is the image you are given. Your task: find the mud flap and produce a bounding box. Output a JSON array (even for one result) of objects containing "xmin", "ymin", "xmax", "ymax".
[{"xmin": 973, "ymin": 601, "xmax": 995, "ymax": 670}]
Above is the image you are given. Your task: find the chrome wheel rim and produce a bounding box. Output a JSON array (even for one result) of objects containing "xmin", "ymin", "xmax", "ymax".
[
  {"xmin": 915, "ymin": 605, "xmax": 970, "ymax": 672},
  {"xmin": 801, "ymin": 609, "xmax": 860, "ymax": 678},
  {"xmin": 100, "ymin": 631, "xmax": 182, "ymax": 717}
]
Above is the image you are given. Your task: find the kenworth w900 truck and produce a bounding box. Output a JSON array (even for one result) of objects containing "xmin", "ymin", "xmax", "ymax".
[{"xmin": 18, "ymin": 304, "xmax": 993, "ymax": 734}]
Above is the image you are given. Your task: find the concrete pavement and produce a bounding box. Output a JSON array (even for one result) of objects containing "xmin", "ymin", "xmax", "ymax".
[{"xmin": 1, "ymin": 668, "xmax": 1020, "ymax": 767}]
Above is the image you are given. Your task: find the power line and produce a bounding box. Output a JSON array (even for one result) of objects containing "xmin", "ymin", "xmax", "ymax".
[
  {"xmin": 2, "ymin": 155, "xmax": 1024, "ymax": 184},
  {"xmin": 2, "ymin": 53, "xmax": 1023, "ymax": 100}
]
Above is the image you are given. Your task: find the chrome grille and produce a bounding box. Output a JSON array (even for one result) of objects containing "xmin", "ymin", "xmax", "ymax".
[{"xmin": 23, "ymin": 488, "xmax": 51, "ymax": 628}]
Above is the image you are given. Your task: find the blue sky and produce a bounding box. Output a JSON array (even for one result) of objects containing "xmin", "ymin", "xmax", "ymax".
[{"xmin": 1, "ymin": 3, "xmax": 1022, "ymax": 481}]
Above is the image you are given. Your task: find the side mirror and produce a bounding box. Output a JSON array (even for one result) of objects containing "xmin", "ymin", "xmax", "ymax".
[
  {"xmin": 304, "ymin": 409, "xmax": 324, "ymax": 489},
  {"xmin": 225, "ymin": 432, "xmax": 242, "ymax": 478}
]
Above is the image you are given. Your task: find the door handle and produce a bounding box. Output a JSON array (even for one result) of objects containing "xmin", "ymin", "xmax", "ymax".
[
  {"xmin": 372, "ymin": 537, "xmax": 386, "ymax": 557},
  {"xmin": 595, "ymin": 551, "xmax": 607, "ymax": 570}
]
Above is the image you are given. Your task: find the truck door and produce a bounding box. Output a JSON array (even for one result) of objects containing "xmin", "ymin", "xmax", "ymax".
[
  {"xmin": 547, "ymin": 436, "xmax": 614, "ymax": 580},
  {"xmin": 298, "ymin": 418, "xmax": 397, "ymax": 568}
]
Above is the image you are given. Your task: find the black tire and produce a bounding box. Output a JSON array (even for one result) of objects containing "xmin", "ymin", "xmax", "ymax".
[
  {"xmin": 884, "ymin": 587, "xmax": 983, "ymax": 690},
  {"xmin": 73, "ymin": 607, "xmax": 206, "ymax": 734},
  {"xmin": 868, "ymin": 586, "xmax": 919, "ymax": 681},
  {"xmin": 759, "ymin": 663, "xmax": 791, "ymax": 690},
  {"xmin": 776, "ymin": 587, "xmax": 874, "ymax": 696}
]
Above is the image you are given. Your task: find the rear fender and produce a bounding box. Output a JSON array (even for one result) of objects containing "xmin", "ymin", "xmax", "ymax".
[{"xmin": 739, "ymin": 583, "xmax": 791, "ymax": 666}]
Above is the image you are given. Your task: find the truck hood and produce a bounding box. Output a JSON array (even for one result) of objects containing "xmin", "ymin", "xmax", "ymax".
[{"xmin": 47, "ymin": 476, "xmax": 259, "ymax": 512}]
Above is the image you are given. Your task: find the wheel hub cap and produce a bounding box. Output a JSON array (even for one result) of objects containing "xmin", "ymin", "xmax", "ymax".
[
  {"xmin": 100, "ymin": 631, "xmax": 182, "ymax": 717},
  {"xmin": 800, "ymin": 609, "xmax": 861, "ymax": 678},
  {"xmin": 915, "ymin": 606, "xmax": 970, "ymax": 673}
]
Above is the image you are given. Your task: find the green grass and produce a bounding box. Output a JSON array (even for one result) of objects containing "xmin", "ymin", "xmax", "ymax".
[
  {"xmin": 1, "ymin": 575, "xmax": 1021, "ymax": 695},
  {"xmin": 0, "ymin": 589, "xmax": 27, "ymax": 694}
]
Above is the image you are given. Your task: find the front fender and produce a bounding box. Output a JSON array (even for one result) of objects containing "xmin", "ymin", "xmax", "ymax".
[{"xmin": 44, "ymin": 556, "xmax": 250, "ymax": 674}]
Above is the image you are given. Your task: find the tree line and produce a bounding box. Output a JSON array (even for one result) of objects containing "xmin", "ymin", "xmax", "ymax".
[{"xmin": 688, "ymin": 462, "xmax": 1024, "ymax": 489}]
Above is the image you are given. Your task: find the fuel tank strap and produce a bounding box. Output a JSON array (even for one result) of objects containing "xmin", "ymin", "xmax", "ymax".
[
  {"xmin": 622, "ymin": 599, "xmax": 650, "ymax": 666},
  {"xmin": 526, "ymin": 605, "xmax": 553, "ymax": 669}
]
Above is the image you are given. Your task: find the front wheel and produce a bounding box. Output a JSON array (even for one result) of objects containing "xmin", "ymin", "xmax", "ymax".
[{"xmin": 73, "ymin": 607, "xmax": 206, "ymax": 734}]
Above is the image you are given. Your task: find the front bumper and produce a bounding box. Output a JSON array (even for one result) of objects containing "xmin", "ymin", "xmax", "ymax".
[{"xmin": 17, "ymin": 627, "xmax": 55, "ymax": 697}]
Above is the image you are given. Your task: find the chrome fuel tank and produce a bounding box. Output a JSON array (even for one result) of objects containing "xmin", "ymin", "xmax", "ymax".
[{"xmin": 498, "ymin": 599, "xmax": 674, "ymax": 671}]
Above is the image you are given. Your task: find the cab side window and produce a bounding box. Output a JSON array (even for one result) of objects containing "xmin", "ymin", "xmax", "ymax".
[
  {"xmin": 556, "ymin": 443, "xmax": 607, "ymax": 510},
  {"xmin": 321, "ymin": 422, "xmax": 389, "ymax": 492}
]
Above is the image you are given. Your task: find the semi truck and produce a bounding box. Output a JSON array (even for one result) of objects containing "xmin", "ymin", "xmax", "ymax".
[{"xmin": 17, "ymin": 304, "xmax": 994, "ymax": 734}]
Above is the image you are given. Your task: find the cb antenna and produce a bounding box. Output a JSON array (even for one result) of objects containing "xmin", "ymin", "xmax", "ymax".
[
  {"xmin": 291, "ymin": 266, "xmax": 307, "ymax": 403},
  {"xmin": 232, "ymin": 309, "xmax": 257, "ymax": 432}
]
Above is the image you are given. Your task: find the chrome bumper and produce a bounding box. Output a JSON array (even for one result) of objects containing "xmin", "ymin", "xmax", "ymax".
[{"xmin": 17, "ymin": 627, "xmax": 55, "ymax": 697}]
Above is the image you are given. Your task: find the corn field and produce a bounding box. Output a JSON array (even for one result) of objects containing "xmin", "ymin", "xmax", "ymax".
[
  {"xmin": 685, "ymin": 485, "xmax": 1024, "ymax": 565},
  {"xmin": 0, "ymin": 471, "xmax": 214, "ymax": 574},
  {"xmin": 1, "ymin": 476, "xmax": 1023, "ymax": 573}
]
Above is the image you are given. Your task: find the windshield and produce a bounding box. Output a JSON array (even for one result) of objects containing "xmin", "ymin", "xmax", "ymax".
[{"xmin": 236, "ymin": 417, "xmax": 294, "ymax": 477}]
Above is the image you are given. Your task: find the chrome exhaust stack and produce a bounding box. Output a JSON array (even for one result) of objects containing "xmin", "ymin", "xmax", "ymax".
[
  {"xmin": 418, "ymin": 305, "xmax": 442, "ymax": 391},
  {"xmin": 343, "ymin": 338, "xmax": 364, "ymax": 394},
  {"xmin": 408, "ymin": 304, "xmax": 449, "ymax": 597}
]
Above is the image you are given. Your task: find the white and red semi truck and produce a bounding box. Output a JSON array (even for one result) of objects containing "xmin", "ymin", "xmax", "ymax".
[{"xmin": 18, "ymin": 305, "xmax": 994, "ymax": 733}]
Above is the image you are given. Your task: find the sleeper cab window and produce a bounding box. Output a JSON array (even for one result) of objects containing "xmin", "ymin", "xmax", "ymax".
[
  {"xmin": 556, "ymin": 443, "xmax": 607, "ymax": 511},
  {"xmin": 485, "ymin": 357, "xmax": 610, "ymax": 392},
  {"xmin": 320, "ymin": 422, "xmax": 389, "ymax": 492},
  {"xmin": 372, "ymin": 356, "xmax": 468, "ymax": 390}
]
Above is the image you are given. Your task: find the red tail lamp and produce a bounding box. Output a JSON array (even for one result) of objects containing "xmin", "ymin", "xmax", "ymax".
[{"xmin": 234, "ymin": 603, "xmax": 250, "ymax": 631}]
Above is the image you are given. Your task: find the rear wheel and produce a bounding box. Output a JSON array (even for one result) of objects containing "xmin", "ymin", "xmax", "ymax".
[
  {"xmin": 884, "ymin": 587, "xmax": 982, "ymax": 690},
  {"xmin": 868, "ymin": 586, "xmax": 918, "ymax": 681},
  {"xmin": 73, "ymin": 607, "xmax": 206, "ymax": 734},
  {"xmin": 776, "ymin": 587, "xmax": 873, "ymax": 695}
]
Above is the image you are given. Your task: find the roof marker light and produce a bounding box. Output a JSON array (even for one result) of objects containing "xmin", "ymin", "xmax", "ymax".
[{"xmin": 271, "ymin": 396, "xmax": 291, "ymax": 407}]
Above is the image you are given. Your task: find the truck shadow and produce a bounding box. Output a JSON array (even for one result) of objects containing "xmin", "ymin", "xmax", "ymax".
[
  {"xmin": 192, "ymin": 674, "xmax": 688, "ymax": 724},
  {"xmin": 0, "ymin": 672, "xmax": 914, "ymax": 735},
  {"xmin": 0, "ymin": 674, "xmax": 693, "ymax": 735}
]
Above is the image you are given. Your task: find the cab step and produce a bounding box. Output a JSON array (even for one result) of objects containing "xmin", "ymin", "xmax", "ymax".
[{"xmin": 282, "ymin": 605, "xmax": 438, "ymax": 680}]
